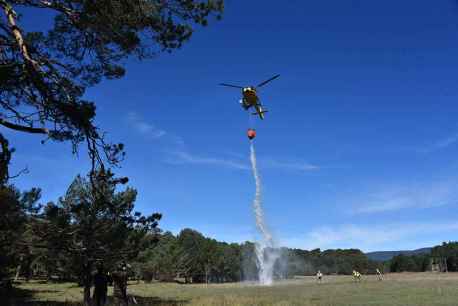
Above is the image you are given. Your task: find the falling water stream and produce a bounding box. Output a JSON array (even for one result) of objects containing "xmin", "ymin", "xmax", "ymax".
[{"xmin": 250, "ymin": 141, "xmax": 279, "ymax": 285}]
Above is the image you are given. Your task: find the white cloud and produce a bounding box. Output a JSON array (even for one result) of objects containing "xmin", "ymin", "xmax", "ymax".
[
  {"xmin": 262, "ymin": 158, "xmax": 319, "ymax": 172},
  {"xmin": 165, "ymin": 150, "xmax": 320, "ymax": 172},
  {"xmin": 165, "ymin": 150, "xmax": 249, "ymax": 170},
  {"xmin": 417, "ymin": 132, "xmax": 458, "ymax": 153},
  {"xmin": 283, "ymin": 221, "xmax": 458, "ymax": 252},
  {"xmin": 351, "ymin": 180, "xmax": 457, "ymax": 214},
  {"xmin": 434, "ymin": 133, "xmax": 458, "ymax": 150},
  {"xmin": 127, "ymin": 112, "xmax": 166, "ymax": 139}
]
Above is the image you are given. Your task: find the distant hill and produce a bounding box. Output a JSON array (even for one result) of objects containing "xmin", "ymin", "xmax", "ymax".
[{"xmin": 366, "ymin": 247, "xmax": 432, "ymax": 262}]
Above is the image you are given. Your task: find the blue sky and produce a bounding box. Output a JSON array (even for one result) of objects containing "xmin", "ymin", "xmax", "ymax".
[{"xmin": 7, "ymin": 0, "xmax": 458, "ymax": 252}]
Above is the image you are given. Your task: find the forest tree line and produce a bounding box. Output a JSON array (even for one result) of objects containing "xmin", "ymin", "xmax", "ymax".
[{"xmin": 388, "ymin": 242, "xmax": 458, "ymax": 273}]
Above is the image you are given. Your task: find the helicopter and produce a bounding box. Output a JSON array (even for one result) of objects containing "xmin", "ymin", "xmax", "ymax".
[{"xmin": 219, "ymin": 74, "xmax": 280, "ymax": 120}]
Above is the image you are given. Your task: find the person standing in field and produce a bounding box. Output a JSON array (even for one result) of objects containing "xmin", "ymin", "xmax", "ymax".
[
  {"xmin": 352, "ymin": 270, "xmax": 362, "ymax": 282},
  {"xmin": 92, "ymin": 262, "xmax": 108, "ymax": 306},
  {"xmin": 112, "ymin": 261, "xmax": 129, "ymax": 306},
  {"xmin": 376, "ymin": 268, "xmax": 383, "ymax": 281},
  {"xmin": 316, "ymin": 270, "xmax": 323, "ymax": 283}
]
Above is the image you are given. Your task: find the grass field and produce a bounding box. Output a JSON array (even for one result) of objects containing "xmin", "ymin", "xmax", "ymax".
[{"xmin": 7, "ymin": 272, "xmax": 458, "ymax": 306}]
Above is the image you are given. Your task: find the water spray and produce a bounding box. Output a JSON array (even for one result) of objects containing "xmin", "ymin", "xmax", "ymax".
[{"xmin": 249, "ymin": 138, "xmax": 279, "ymax": 285}]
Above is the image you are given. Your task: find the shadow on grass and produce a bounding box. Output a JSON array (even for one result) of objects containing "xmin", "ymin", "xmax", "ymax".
[
  {"xmin": 6, "ymin": 286, "xmax": 189, "ymax": 306},
  {"xmin": 7, "ymin": 301, "xmax": 82, "ymax": 306},
  {"xmin": 129, "ymin": 296, "xmax": 190, "ymax": 306}
]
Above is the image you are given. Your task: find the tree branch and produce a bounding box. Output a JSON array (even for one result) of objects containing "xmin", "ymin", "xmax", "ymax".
[
  {"xmin": 0, "ymin": 118, "xmax": 49, "ymax": 134},
  {"xmin": 9, "ymin": 166, "xmax": 29, "ymax": 179},
  {"xmin": 1, "ymin": 1, "xmax": 41, "ymax": 71}
]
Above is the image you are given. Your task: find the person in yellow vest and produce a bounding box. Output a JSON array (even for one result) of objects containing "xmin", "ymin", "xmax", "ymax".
[{"xmin": 352, "ymin": 270, "xmax": 362, "ymax": 282}]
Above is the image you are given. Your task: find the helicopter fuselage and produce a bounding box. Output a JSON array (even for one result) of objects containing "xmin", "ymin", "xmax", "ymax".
[
  {"xmin": 241, "ymin": 87, "xmax": 258, "ymax": 108},
  {"xmin": 241, "ymin": 87, "xmax": 266, "ymax": 119}
]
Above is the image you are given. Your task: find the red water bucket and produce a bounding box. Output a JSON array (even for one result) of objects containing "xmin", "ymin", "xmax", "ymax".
[{"xmin": 247, "ymin": 129, "xmax": 256, "ymax": 140}]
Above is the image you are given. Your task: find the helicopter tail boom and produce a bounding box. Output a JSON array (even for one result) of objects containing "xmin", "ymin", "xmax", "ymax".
[{"xmin": 252, "ymin": 109, "xmax": 268, "ymax": 120}]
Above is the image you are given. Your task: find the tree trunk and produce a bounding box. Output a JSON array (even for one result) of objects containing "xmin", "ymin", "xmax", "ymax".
[
  {"xmin": 0, "ymin": 134, "xmax": 11, "ymax": 186},
  {"xmin": 83, "ymin": 282, "xmax": 91, "ymax": 306},
  {"xmin": 444, "ymin": 257, "xmax": 448, "ymax": 273},
  {"xmin": 83, "ymin": 262, "xmax": 92, "ymax": 306},
  {"xmin": 14, "ymin": 264, "xmax": 21, "ymax": 281}
]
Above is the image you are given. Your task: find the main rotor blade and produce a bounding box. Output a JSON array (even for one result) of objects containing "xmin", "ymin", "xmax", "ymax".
[
  {"xmin": 219, "ymin": 83, "xmax": 244, "ymax": 89},
  {"xmin": 257, "ymin": 74, "xmax": 280, "ymax": 87}
]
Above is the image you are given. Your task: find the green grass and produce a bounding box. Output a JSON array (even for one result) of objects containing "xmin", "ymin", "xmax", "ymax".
[{"xmin": 8, "ymin": 272, "xmax": 458, "ymax": 306}]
